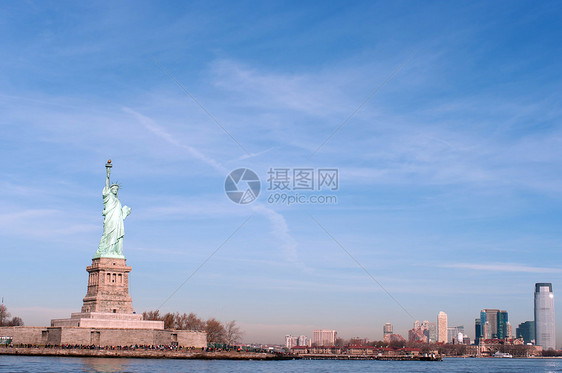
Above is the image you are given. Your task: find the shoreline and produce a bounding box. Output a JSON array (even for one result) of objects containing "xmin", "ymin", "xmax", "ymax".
[
  {"xmin": 0, "ymin": 347, "xmax": 441, "ymax": 361},
  {"xmin": 0, "ymin": 347, "xmax": 293, "ymax": 360}
]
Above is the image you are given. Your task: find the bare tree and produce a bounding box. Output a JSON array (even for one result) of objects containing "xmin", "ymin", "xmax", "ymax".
[
  {"xmin": 140, "ymin": 310, "xmax": 242, "ymax": 340},
  {"xmin": 162, "ymin": 313, "xmax": 175, "ymax": 329},
  {"xmin": 389, "ymin": 339, "xmax": 406, "ymax": 349},
  {"xmin": 184, "ymin": 313, "xmax": 205, "ymax": 331},
  {"xmin": 142, "ymin": 310, "xmax": 161, "ymax": 321},
  {"xmin": 205, "ymin": 318, "xmax": 226, "ymax": 343},
  {"xmin": 335, "ymin": 338, "xmax": 347, "ymax": 346},
  {"xmin": 0, "ymin": 304, "xmax": 11, "ymax": 326},
  {"xmin": 141, "ymin": 309, "xmax": 173, "ymax": 329},
  {"xmin": 174, "ymin": 312, "xmax": 187, "ymax": 329},
  {"xmin": 0, "ymin": 304, "xmax": 23, "ymax": 326},
  {"xmin": 8, "ymin": 317, "xmax": 23, "ymax": 326},
  {"xmin": 224, "ymin": 320, "xmax": 243, "ymax": 346}
]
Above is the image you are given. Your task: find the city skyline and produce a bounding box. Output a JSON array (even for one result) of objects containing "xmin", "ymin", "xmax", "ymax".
[
  {"xmin": 284, "ymin": 284, "xmax": 554, "ymax": 347},
  {"xmin": 1, "ymin": 1, "xmax": 562, "ymax": 345}
]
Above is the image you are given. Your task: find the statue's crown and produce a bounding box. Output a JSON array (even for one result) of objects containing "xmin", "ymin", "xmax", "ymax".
[{"xmin": 110, "ymin": 181, "xmax": 121, "ymax": 189}]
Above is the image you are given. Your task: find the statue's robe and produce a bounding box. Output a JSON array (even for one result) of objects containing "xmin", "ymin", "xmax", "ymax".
[{"xmin": 95, "ymin": 186, "xmax": 129, "ymax": 258}]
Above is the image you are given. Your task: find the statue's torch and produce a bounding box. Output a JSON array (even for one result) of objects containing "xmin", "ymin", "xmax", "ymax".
[{"xmin": 106, "ymin": 159, "xmax": 112, "ymax": 182}]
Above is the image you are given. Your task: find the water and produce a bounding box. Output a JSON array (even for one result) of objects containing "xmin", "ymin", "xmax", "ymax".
[{"xmin": 1, "ymin": 356, "xmax": 562, "ymax": 373}]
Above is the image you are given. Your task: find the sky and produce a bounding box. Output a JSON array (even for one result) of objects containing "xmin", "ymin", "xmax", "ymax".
[{"xmin": 1, "ymin": 1, "xmax": 562, "ymax": 345}]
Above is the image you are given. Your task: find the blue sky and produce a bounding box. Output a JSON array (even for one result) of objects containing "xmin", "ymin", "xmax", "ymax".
[{"xmin": 1, "ymin": 1, "xmax": 562, "ymax": 344}]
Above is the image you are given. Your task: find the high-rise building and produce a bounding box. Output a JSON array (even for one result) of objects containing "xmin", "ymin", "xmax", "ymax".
[
  {"xmin": 476, "ymin": 309, "xmax": 509, "ymax": 340},
  {"xmin": 437, "ymin": 311, "xmax": 448, "ymax": 343},
  {"xmin": 284, "ymin": 335, "xmax": 298, "ymax": 348},
  {"xmin": 297, "ymin": 335, "xmax": 309, "ymax": 346},
  {"xmin": 535, "ymin": 283, "xmax": 556, "ymax": 350},
  {"xmin": 479, "ymin": 311, "xmax": 489, "ymax": 339},
  {"xmin": 497, "ymin": 311, "xmax": 509, "ymax": 339},
  {"xmin": 389, "ymin": 333, "xmax": 406, "ymax": 343},
  {"xmin": 312, "ymin": 330, "xmax": 337, "ymax": 346},
  {"xmin": 506, "ymin": 321, "xmax": 512, "ymax": 339},
  {"xmin": 422, "ymin": 320, "xmax": 431, "ymax": 343},
  {"xmin": 483, "ymin": 322, "xmax": 490, "ymax": 340},
  {"xmin": 383, "ymin": 323, "xmax": 393, "ymax": 342},
  {"xmin": 428, "ymin": 322, "xmax": 437, "ymax": 343},
  {"xmin": 481, "ymin": 309, "xmax": 499, "ymax": 338},
  {"xmin": 447, "ymin": 325, "xmax": 464, "ymax": 344},
  {"xmin": 475, "ymin": 318, "xmax": 482, "ymax": 345},
  {"xmin": 516, "ymin": 321, "xmax": 535, "ymax": 344},
  {"xmin": 408, "ymin": 320, "xmax": 428, "ymax": 343}
]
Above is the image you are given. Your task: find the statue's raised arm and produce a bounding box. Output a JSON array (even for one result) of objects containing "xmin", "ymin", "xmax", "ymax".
[
  {"xmin": 105, "ymin": 161, "xmax": 111, "ymax": 190},
  {"xmin": 93, "ymin": 160, "xmax": 131, "ymax": 259}
]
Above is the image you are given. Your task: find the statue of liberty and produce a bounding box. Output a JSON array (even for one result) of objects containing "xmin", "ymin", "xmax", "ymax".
[{"xmin": 94, "ymin": 160, "xmax": 131, "ymax": 259}]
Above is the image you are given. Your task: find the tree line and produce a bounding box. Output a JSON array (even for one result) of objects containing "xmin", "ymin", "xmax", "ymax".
[
  {"xmin": 142, "ymin": 310, "xmax": 243, "ymax": 345},
  {"xmin": 0, "ymin": 304, "xmax": 24, "ymax": 327},
  {"xmin": 331, "ymin": 339, "xmax": 551, "ymax": 357}
]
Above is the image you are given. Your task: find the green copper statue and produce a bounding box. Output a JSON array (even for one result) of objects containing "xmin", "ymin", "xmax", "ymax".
[{"xmin": 94, "ymin": 160, "xmax": 131, "ymax": 259}]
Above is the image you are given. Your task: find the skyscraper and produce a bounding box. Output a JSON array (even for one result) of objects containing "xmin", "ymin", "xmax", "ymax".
[
  {"xmin": 506, "ymin": 321, "xmax": 512, "ymax": 339},
  {"xmin": 428, "ymin": 322, "xmax": 437, "ymax": 343},
  {"xmin": 408, "ymin": 320, "xmax": 428, "ymax": 343},
  {"xmin": 516, "ymin": 321, "xmax": 535, "ymax": 344},
  {"xmin": 482, "ymin": 309, "xmax": 499, "ymax": 338},
  {"xmin": 483, "ymin": 322, "xmax": 490, "ymax": 341},
  {"xmin": 312, "ymin": 330, "xmax": 337, "ymax": 346},
  {"xmin": 479, "ymin": 310, "xmax": 489, "ymax": 339},
  {"xmin": 475, "ymin": 318, "xmax": 482, "ymax": 345},
  {"xmin": 535, "ymin": 283, "xmax": 556, "ymax": 350},
  {"xmin": 383, "ymin": 323, "xmax": 393, "ymax": 342},
  {"xmin": 437, "ymin": 311, "xmax": 448, "ymax": 343},
  {"xmin": 447, "ymin": 325, "xmax": 464, "ymax": 344},
  {"xmin": 497, "ymin": 311, "xmax": 509, "ymax": 339}
]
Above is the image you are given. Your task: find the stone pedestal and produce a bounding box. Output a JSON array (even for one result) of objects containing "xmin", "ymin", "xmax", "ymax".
[
  {"xmin": 81, "ymin": 258, "xmax": 133, "ymax": 314},
  {"xmin": 51, "ymin": 257, "xmax": 164, "ymax": 330}
]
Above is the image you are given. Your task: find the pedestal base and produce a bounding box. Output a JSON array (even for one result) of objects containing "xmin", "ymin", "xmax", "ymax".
[
  {"xmin": 82, "ymin": 258, "xmax": 134, "ymax": 314},
  {"xmin": 51, "ymin": 312, "xmax": 164, "ymax": 329}
]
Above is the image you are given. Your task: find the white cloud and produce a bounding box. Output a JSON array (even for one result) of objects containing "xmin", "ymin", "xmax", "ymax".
[
  {"xmin": 123, "ymin": 107, "xmax": 227, "ymax": 173},
  {"xmin": 210, "ymin": 59, "xmax": 356, "ymax": 117},
  {"xmin": 251, "ymin": 203, "xmax": 304, "ymax": 267},
  {"xmin": 440, "ymin": 262, "xmax": 562, "ymax": 273}
]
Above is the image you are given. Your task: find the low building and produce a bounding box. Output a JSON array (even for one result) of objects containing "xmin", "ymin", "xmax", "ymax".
[
  {"xmin": 0, "ymin": 326, "xmax": 205, "ymax": 347},
  {"xmin": 477, "ymin": 338, "xmax": 542, "ymax": 357}
]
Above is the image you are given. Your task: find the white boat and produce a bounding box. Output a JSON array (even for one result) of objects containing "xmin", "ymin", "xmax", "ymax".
[{"xmin": 492, "ymin": 351, "xmax": 513, "ymax": 358}]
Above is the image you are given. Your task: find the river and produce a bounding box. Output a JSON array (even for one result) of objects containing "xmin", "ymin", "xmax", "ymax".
[{"xmin": 2, "ymin": 355, "xmax": 562, "ymax": 372}]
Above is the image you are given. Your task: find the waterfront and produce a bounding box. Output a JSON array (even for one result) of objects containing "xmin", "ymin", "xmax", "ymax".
[{"xmin": 1, "ymin": 356, "xmax": 562, "ymax": 373}]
